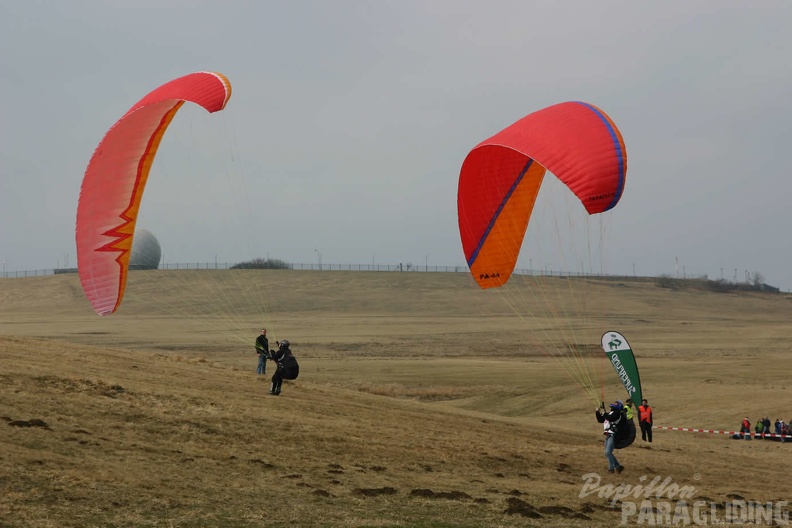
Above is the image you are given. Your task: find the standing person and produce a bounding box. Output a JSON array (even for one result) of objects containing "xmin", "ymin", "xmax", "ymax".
[
  {"xmin": 618, "ymin": 399, "xmax": 637, "ymax": 449},
  {"xmin": 625, "ymin": 399, "xmax": 636, "ymax": 421},
  {"xmin": 638, "ymin": 399, "xmax": 653, "ymax": 443},
  {"xmin": 740, "ymin": 417, "xmax": 752, "ymax": 440},
  {"xmin": 762, "ymin": 416, "xmax": 771, "ymax": 435},
  {"xmin": 269, "ymin": 339, "xmax": 299, "ymax": 396},
  {"xmin": 754, "ymin": 418, "xmax": 764, "ymax": 439},
  {"xmin": 595, "ymin": 401, "xmax": 625, "ymax": 474},
  {"xmin": 255, "ymin": 329, "xmax": 269, "ymax": 376}
]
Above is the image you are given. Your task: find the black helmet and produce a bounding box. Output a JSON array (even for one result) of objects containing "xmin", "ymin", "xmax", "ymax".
[{"xmin": 280, "ymin": 339, "xmax": 290, "ymax": 348}]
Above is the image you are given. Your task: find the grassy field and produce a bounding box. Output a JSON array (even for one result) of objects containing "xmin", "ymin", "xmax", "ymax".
[{"xmin": 2, "ymin": 270, "xmax": 791, "ymax": 527}]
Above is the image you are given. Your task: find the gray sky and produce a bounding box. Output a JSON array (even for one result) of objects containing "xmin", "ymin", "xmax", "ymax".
[{"xmin": 2, "ymin": 1, "xmax": 791, "ymax": 290}]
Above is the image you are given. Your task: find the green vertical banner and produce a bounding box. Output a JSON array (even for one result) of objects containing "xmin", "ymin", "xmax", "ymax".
[{"xmin": 601, "ymin": 330, "xmax": 643, "ymax": 404}]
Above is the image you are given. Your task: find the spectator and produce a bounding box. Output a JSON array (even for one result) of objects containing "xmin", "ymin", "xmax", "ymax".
[
  {"xmin": 638, "ymin": 399, "xmax": 653, "ymax": 443},
  {"xmin": 762, "ymin": 416, "xmax": 771, "ymax": 435},
  {"xmin": 740, "ymin": 417, "xmax": 751, "ymax": 440},
  {"xmin": 255, "ymin": 328, "xmax": 269, "ymax": 376},
  {"xmin": 625, "ymin": 398, "xmax": 637, "ymax": 421},
  {"xmin": 754, "ymin": 418, "xmax": 763, "ymax": 436}
]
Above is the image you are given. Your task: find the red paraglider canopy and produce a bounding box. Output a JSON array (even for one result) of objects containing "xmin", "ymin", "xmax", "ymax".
[
  {"xmin": 76, "ymin": 71, "xmax": 232, "ymax": 315},
  {"xmin": 457, "ymin": 101, "xmax": 627, "ymax": 289}
]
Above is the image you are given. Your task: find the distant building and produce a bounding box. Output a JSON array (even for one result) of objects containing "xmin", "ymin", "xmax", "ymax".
[{"xmin": 129, "ymin": 229, "xmax": 161, "ymax": 270}]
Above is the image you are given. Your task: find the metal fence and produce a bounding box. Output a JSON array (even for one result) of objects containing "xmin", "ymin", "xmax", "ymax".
[
  {"xmin": 2, "ymin": 261, "xmax": 662, "ymax": 280},
  {"xmin": 4, "ymin": 263, "xmax": 785, "ymax": 295}
]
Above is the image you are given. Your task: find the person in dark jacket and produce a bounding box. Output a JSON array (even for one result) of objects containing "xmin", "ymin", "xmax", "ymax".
[
  {"xmin": 268, "ymin": 339, "xmax": 299, "ymax": 396},
  {"xmin": 595, "ymin": 401, "xmax": 625, "ymax": 474},
  {"xmin": 762, "ymin": 416, "xmax": 771, "ymax": 435},
  {"xmin": 255, "ymin": 329, "xmax": 269, "ymax": 375}
]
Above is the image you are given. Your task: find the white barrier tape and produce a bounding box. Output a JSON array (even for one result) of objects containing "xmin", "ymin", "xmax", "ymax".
[{"xmin": 655, "ymin": 426, "xmax": 792, "ymax": 439}]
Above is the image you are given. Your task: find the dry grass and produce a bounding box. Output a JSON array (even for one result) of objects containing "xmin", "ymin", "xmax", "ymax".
[{"xmin": 1, "ymin": 270, "xmax": 791, "ymax": 527}]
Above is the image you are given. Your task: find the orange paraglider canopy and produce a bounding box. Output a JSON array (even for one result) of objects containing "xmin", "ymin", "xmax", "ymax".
[{"xmin": 76, "ymin": 71, "xmax": 232, "ymax": 315}]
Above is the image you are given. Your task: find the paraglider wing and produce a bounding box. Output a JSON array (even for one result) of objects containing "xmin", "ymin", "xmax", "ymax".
[
  {"xmin": 601, "ymin": 330, "xmax": 643, "ymax": 405},
  {"xmin": 76, "ymin": 72, "xmax": 232, "ymax": 315},
  {"xmin": 457, "ymin": 101, "xmax": 626, "ymax": 288}
]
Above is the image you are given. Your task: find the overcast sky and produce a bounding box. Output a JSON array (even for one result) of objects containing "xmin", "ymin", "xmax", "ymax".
[{"xmin": 2, "ymin": 1, "xmax": 791, "ymax": 290}]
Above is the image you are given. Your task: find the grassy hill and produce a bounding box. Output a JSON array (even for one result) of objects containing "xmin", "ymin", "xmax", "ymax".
[{"xmin": 2, "ymin": 270, "xmax": 791, "ymax": 527}]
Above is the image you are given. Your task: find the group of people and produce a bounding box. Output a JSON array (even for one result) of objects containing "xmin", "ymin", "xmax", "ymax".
[
  {"xmin": 257, "ymin": 328, "xmax": 665, "ymax": 473},
  {"xmin": 255, "ymin": 331, "xmax": 665, "ymax": 474},
  {"xmin": 739, "ymin": 416, "xmax": 791, "ymax": 440},
  {"xmin": 594, "ymin": 397, "xmax": 654, "ymax": 473},
  {"xmin": 254, "ymin": 328, "xmax": 300, "ymax": 395}
]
